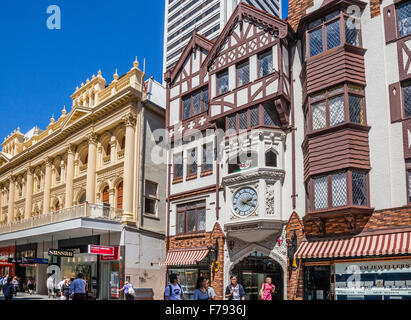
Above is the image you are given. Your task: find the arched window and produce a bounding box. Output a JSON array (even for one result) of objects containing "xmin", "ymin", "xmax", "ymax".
[
  {"xmin": 102, "ymin": 186, "xmax": 110, "ymax": 205},
  {"xmin": 55, "ymin": 200, "xmax": 60, "ymax": 211},
  {"xmin": 117, "ymin": 182, "xmax": 123, "ymax": 209},
  {"xmin": 265, "ymin": 151, "xmax": 277, "ymax": 167}
]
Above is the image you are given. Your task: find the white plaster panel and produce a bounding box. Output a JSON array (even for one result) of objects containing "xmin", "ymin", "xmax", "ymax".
[
  {"xmin": 250, "ymin": 54, "xmax": 258, "ymax": 82},
  {"xmin": 169, "ymin": 99, "xmax": 180, "ymax": 126},
  {"xmin": 229, "ymin": 65, "xmax": 236, "ymax": 91},
  {"xmin": 170, "ymin": 86, "xmax": 179, "ymax": 99},
  {"xmin": 192, "ymin": 75, "xmax": 199, "ymax": 88},
  {"xmin": 266, "ymin": 79, "xmax": 278, "ymax": 95},
  {"xmin": 224, "ymin": 93, "xmax": 235, "ymax": 104},
  {"xmin": 181, "ymin": 81, "xmax": 187, "ymax": 92},
  {"xmin": 211, "ymin": 105, "xmax": 220, "ymax": 116},
  {"xmin": 272, "ymin": 44, "xmax": 279, "ymax": 72},
  {"xmin": 237, "ymin": 88, "xmax": 248, "ymax": 106}
]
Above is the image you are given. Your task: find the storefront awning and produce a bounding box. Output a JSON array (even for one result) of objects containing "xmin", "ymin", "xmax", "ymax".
[
  {"xmin": 161, "ymin": 248, "xmax": 209, "ymax": 266},
  {"xmin": 295, "ymin": 231, "xmax": 411, "ymax": 259}
]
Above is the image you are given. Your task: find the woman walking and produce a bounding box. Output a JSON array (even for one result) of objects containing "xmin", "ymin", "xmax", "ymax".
[
  {"xmin": 60, "ymin": 278, "xmax": 70, "ymax": 300},
  {"xmin": 193, "ymin": 277, "xmax": 209, "ymax": 300},
  {"xmin": 27, "ymin": 278, "xmax": 34, "ymax": 295},
  {"xmin": 260, "ymin": 277, "xmax": 275, "ymax": 301}
]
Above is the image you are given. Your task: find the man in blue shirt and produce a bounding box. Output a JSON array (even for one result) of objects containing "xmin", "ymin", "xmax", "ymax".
[
  {"xmin": 164, "ymin": 274, "xmax": 186, "ymax": 300},
  {"xmin": 69, "ymin": 273, "xmax": 88, "ymax": 300}
]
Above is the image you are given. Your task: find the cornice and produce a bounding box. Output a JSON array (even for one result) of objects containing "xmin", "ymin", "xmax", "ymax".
[{"xmin": 222, "ymin": 168, "xmax": 285, "ymax": 186}]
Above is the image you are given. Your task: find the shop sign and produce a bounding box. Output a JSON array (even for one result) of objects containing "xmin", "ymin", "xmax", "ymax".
[
  {"xmin": 19, "ymin": 264, "xmax": 37, "ymax": 268},
  {"xmin": 48, "ymin": 249, "xmax": 74, "ymax": 257},
  {"xmin": 8, "ymin": 257, "xmax": 48, "ymax": 264},
  {"xmin": 100, "ymin": 247, "xmax": 119, "ymax": 261},
  {"xmin": 0, "ymin": 261, "xmax": 13, "ymax": 266},
  {"xmin": 88, "ymin": 245, "xmax": 115, "ymax": 256}
]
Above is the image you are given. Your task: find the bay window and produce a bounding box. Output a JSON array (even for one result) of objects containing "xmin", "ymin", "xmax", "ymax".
[
  {"xmin": 308, "ymin": 170, "xmax": 368, "ymax": 213},
  {"xmin": 307, "ymin": 9, "xmax": 361, "ymax": 58},
  {"xmin": 258, "ymin": 50, "xmax": 273, "ymax": 77},
  {"xmin": 217, "ymin": 70, "xmax": 229, "ymax": 95},
  {"xmin": 403, "ymin": 82, "xmax": 411, "ymax": 117},
  {"xmin": 308, "ymin": 84, "xmax": 366, "ymax": 132},
  {"xmin": 398, "ymin": 1, "xmax": 411, "ymax": 37},
  {"xmin": 177, "ymin": 201, "xmax": 206, "ymax": 234}
]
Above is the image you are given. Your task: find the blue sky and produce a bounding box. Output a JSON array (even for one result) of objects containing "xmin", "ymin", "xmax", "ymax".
[{"xmin": 0, "ymin": 0, "xmax": 288, "ymax": 141}]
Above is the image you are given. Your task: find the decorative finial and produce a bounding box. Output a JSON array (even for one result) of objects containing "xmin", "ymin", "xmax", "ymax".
[
  {"xmin": 50, "ymin": 114, "xmax": 55, "ymax": 124},
  {"xmin": 17, "ymin": 127, "xmax": 20, "ymax": 133},
  {"xmin": 86, "ymin": 78, "xmax": 90, "ymax": 83},
  {"xmin": 81, "ymin": 82, "xmax": 84, "ymax": 87},
  {"xmin": 92, "ymin": 74, "xmax": 96, "ymax": 79},
  {"xmin": 76, "ymin": 86, "xmax": 79, "ymax": 91},
  {"xmin": 98, "ymin": 69, "xmax": 102, "ymax": 77},
  {"xmin": 133, "ymin": 56, "xmax": 139, "ymax": 69},
  {"xmin": 113, "ymin": 68, "xmax": 119, "ymax": 81},
  {"xmin": 62, "ymin": 105, "xmax": 67, "ymax": 116}
]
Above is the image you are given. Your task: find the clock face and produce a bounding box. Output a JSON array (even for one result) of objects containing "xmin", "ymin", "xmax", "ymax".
[{"xmin": 232, "ymin": 187, "xmax": 258, "ymax": 217}]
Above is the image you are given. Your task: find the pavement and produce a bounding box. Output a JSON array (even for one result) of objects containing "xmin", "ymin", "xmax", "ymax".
[{"xmin": 0, "ymin": 292, "xmax": 58, "ymax": 300}]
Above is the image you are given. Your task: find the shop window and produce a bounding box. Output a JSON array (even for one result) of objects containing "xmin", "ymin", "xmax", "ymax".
[
  {"xmin": 258, "ymin": 50, "xmax": 273, "ymax": 77},
  {"xmin": 237, "ymin": 60, "xmax": 250, "ymax": 87},
  {"xmin": 309, "ymin": 84, "xmax": 365, "ymax": 132},
  {"xmin": 265, "ymin": 151, "xmax": 277, "ymax": 167},
  {"xmin": 173, "ymin": 153, "xmax": 184, "ymax": 180},
  {"xmin": 398, "ymin": 0, "xmax": 411, "ymax": 37},
  {"xmin": 182, "ymin": 86, "xmax": 209, "ymax": 120},
  {"xmin": 176, "ymin": 201, "xmax": 206, "ymax": 234},
  {"xmin": 307, "ymin": 10, "xmax": 361, "ymax": 58},
  {"xmin": 144, "ymin": 180, "xmax": 158, "ymax": 215},
  {"xmin": 217, "ymin": 70, "xmax": 229, "ymax": 95},
  {"xmin": 187, "ymin": 148, "xmax": 198, "ymax": 177},
  {"xmin": 202, "ymin": 143, "xmax": 213, "ymax": 172}
]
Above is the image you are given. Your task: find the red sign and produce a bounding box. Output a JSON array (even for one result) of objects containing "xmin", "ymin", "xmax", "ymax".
[
  {"xmin": 0, "ymin": 261, "xmax": 13, "ymax": 267},
  {"xmin": 100, "ymin": 247, "xmax": 120, "ymax": 261},
  {"xmin": 88, "ymin": 245, "xmax": 115, "ymax": 256}
]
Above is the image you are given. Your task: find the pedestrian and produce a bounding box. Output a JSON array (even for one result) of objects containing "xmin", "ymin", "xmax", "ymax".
[
  {"xmin": 60, "ymin": 278, "xmax": 70, "ymax": 300},
  {"xmin": 69, "ymin": 273, "xmax": 88, "ymax": 300},
  {"xmin": 1, "ymin": 274, "xmax": 8, "ymax": 294},
  {"xmin": 56, "ymin": 276, "xmax": 67, "ymax": 298},
  {"xmin": 225, "ymin": 275, "xmax": 246, "ymax": 300},
  {"xmin": 3, "ymin": 277, "xmax": 14, "ymax": 301},
  {"xmin": 120, "ymin": 281, "xmax": 135, "ymax": 300},
  {"xmin": 0, "ymin": 275, "xmax": 3, "ymax": 293},
  {"xmin": 193, "ymin": 277, "xmax": 209, "ymax": 300},
  {"xmin": 260, "ymin": 276, "xmax": 275, "ymax": 300},
  {"xmin": 47, "ymin": 272, "xmax": 56, "ymax": 298},
  {"xmin": 164, "ymin": 274, "xmax": 185, "ymax": 300},
  {"xmin": 12, "ymin": 276, "xmax": 19, "ymax": 296},
  {"xmin": 27, "ymin": 278, "xmax": 34, "ymax": 295},
  {"xmin": 206, "ymin": 279, "xmax": 217, "ymax": 300}
]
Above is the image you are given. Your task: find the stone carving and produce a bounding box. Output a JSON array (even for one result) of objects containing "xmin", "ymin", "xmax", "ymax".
[
  {"xmin": 266, "ymin": 183, "xmax": 275, "ymax": 215},
  {"xmin": 223, "ymin": 168, "xmax": 285, "ymax": 186},
  {"xmin": 123, "ymin": 112, "xmax": 137, "ymax": 127}
]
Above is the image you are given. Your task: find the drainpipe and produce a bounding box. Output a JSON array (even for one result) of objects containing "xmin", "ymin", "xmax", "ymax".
[{"xmin": 290, "ymin": 42, "xmax": 297, "ymax": 210}]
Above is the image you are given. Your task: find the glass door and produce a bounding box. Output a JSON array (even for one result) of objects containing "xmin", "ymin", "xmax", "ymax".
[{"xmin": 304, "ymin": 265, "xmax": 332, "ymax": 300}]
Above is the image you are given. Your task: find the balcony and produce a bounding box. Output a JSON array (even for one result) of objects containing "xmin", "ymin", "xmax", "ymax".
[{"xmin": 0, "ymin": 203, "xmax": 123, "ymax": 235}]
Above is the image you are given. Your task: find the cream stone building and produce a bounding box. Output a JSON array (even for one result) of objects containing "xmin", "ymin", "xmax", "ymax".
[{"xmin": 0, "ymin": 59, "xmax": 167, "ymax": 300}]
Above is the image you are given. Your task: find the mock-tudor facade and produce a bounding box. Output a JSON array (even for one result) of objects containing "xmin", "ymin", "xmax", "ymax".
[{"xmin": 164, "ymin": 1, "xmax": 411, "ymax": 300}]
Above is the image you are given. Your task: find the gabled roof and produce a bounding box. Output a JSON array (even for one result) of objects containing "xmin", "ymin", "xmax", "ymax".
[
  {"xmin": 202, "ymin": 2, "xmax": 293, "ymax": 71},
  {"xmin": 165, "ymin": 32, "xmax": 213, "ymax": 84},
  {"xmin": 60, "ymin": 105, "xmax": 92, "ymax": 130}
]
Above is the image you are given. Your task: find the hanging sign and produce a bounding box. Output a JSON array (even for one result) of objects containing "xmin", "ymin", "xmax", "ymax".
[
  {"xmin": 100, "ymin": 247, "xmax": 120, "ymax": 261},
  {"xmin": 88, "ymin": 245, "xmax": 115, "ymax": 256}
]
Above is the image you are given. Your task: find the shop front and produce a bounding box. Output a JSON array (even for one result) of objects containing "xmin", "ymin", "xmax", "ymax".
[
  {"xmin": 296, "ymin": 231, "xmax": 411, "ymax": 300},
  {"xmin": 0, "ymin": 245, "xmax": 15, "ymax": 277},
  {"xmin": 15, "ymin": 243, "xmax": 38, "ymax": 292}
]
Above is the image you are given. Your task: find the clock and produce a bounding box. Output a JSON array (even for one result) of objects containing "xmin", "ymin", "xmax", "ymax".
[{"xmin": 232, "ymin": 187, "xmax": 258, "ymax": 217}]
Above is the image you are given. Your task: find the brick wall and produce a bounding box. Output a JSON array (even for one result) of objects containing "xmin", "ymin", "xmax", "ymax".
[
  {"xmin": 370, "ymin": 0, "xmax": 381, "ymax": 18},
  {"xmin": 285, "ymin": 212, "xmax": 305, "ymax": 300},
  {"xmin": 288, "ymin": 0, "xmax": 314, "ymax": 31},
  {"xmin": 364, "ymin": 205, "xmax": 411, "ymax": 231},
  {"xmin": 167, "ymin": 222, "xmax": 225, "ymax": 299}
]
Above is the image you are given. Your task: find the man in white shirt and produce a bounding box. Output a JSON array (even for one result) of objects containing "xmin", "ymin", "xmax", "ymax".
[{"xmin": 56, "ymin": 276, "xmax": 67, "ymax": 298}]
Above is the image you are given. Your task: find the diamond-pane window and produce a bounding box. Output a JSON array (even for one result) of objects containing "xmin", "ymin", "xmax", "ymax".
[
  {"xmin": 264, "ymin": 106, "xmax": 280, "ymax": 126},
  {"xmin": 228, "ymin": 114, "xmax": 236, "ymax": 131},
  {"xmin": 325, "ymin": 11, "xmax": 339, "ymax": 21},
  {"xmin": 349, "ymin": 95, "xmax": 365, "ymax": 124},
  {"xmin": 352, "ymin": 171, "xmax": 367, "ymax": 206},
  {"xmin": 250, "ymin": 107, "xmax": 259, "ymax": 127},
  {"xmin": 183, "ymin": 96, "xmax": 191, "ymax": 119},
  {"xmin": 259, "ymin": 50, "xmax": 273, "ymax": 77},
  {"xmin": 329, "ymin": 95, "xmax": 345, "ymax": 126},
  {"xmin": 314, "ymin": 176, "xmax": 328, "ymax": 210},
  {"xmin": 326, "ymin": 20, "xmax": 341, "ymax": 50},
  {"xmin": 237, "ymin": 61, "xmax": 250, "ymax": 86},
  {"xmin": 239, "ymin": 111, "xmax": 248, "ymax": 130},
  {"xmin": 308, "ymin": 18, "xmax": 322, "ymax": 30},
  {"xmin": 312, "ymin": 102, "xmax": 326, "ymax": 130},
  {"xmin": 404, "ymin": 84, "xmax": 411, "ymax": 117},
  {"xmin": 331, "ymin": 172, "xmax": 347, "ymax": 207},
  {"xmin": 192, "ymin": 91, "xmax": 201, "ymax": 115},
  {"xmin": 203, "ymin": 87, "xmax": 209, "ymax": 112},
  {"xmin": 345, "ymin": 19, "xmax": 360, "ymax": 46},
  {"xmin": 174, "ymin": 153, "xmax": 184, "ymax": 179},
  {"xmin": 188, "ymin": 148, "xmax": 197, "ymax": 176},
  {"xmin": 203, "ymin": 143, "xmax": 213, "ymax": 172},
  {"xmin": 218, "ymin": 70, "xmax": 229, "ymax": 95},
  {"xmin": 398, "ymin": 1, "xmax": 411, "ymax": 37},
  {"xmin": 310, "ymin": 28, "xmax": 323, "ymax": 57}
]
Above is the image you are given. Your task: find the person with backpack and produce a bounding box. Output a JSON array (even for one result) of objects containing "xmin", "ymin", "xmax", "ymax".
[
  {"xmin": 3, "ymin": 277, "xmax": 14, "ymax": 301},
  {"xmin": 164, "ymin": 274, "xmax": 185, "ymax": 300},
  {"xmin": 120, "ymin": 281, "xmax": 135, "ymax": 300},
  {"xmin": 225, "ymin": 275, "xmax": 246, "ymax": 300}
]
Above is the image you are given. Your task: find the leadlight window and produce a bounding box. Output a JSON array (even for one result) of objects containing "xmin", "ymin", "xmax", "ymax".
[
  {"xmin": 237, "ymin": 61, "xmax": 250, "ymax": 87},
  {"xmin": 314, "ymin": 176, "xmax": 328, "ymax": 210},
  {"xmin": 182, "ymin": 87, "xmax": 209, "ymax": 120},
  {"xmin": 258, "ymin": 50, "xmax": 273, "ymax": 77},
  {"xmin": 326, "ymin": 19, "xmax": 341, "ymax": 50},
  {"xmin": 173, "ymin": 153, "xmax": 184, "ymax": 180},
  {"xmin": 239, "ymin": 111, "xmax": 248, "ymax": 130},
  {"xmin": 352, "ymin": 171, "xmax": 367, "ymax": 206},
  {"xmin": 217, "ymin": 70, "xmax": 229, "ymax": 95},
  {"xmin": 187, "ymin": 148, "xmax": 198, "ymax": 176},
  {"xmin": 202, "ymin": 143, "xmax": 213, "ymax": 172},
  {"xmin": 177, "ymin": 201, "xmax": 206, "ymax": 234},
  {"xmin": 331, "ymin": 172, "xmax": 347, "ymax": 207},
  {"xmin": 264, "ymin": 106, "xmax": 281, "ymax": 126},
  {"xmin": 309, "ymin": 84, "xmax": 365, "ymax": 132},
  {"xmin": 408, "ymin": 169, "xmax": 411, "ymax": 203},
  {"xmin": 403, "ymin": 83, "xmax": 411, "ymax": 117},
  {"xmin": 398, "ymin": 1, "xmax": 411, "ymax": 37},
  {"xmin": 226, "ymin": 105, "xmax": 280, "ymax": 133}
]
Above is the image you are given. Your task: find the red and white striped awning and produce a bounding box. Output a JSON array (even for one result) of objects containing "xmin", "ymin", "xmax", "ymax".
[
  {"xmin": 161, "ymin": 248, "xmax": 209, "ymax": 266},
  {"xmin": 295, "ymin": 231, "xmax": 411, "ymax": 259}
]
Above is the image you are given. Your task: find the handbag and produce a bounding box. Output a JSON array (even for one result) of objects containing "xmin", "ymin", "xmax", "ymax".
[{"xmin": 128, "ymin": 286, "xmax": 135, "ymax": 296}]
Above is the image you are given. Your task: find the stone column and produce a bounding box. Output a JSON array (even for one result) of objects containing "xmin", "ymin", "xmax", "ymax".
[
  {"xmin": 8, "ymin": 176, "xmax": 15, "ymax": 223},
  {"xmin": 0, "ymin": 184, "xmax": 3, "ymax": 219},
  {"xmin": 25, "ymin": 167, "xmax": 34, "ymax": 219},
  {"xmin": 43, "ymin": 158, "xmax": 52, "ymax": 215},
  {"xmin": 123, "ymin": 112, "xmax": 137, "ymax": 217},
  {"xmin": 86, "ymin": 133, "xmax": 98, "ymax": 203},
  {"xmin": 65, "ymin": 145, "xmax": 75, "ymax": 208}
]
